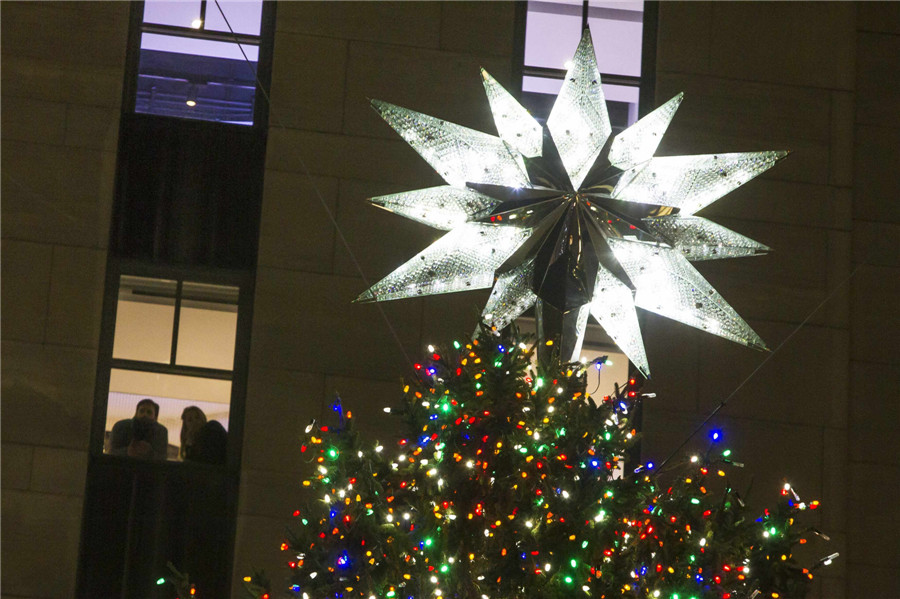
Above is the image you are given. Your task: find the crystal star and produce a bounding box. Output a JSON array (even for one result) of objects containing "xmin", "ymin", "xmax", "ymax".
[{"xmin": 356, "ymin": 30, "xmax": 786, "ymax": 376}]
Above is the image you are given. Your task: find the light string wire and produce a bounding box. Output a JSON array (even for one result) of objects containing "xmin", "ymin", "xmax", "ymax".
[
  {"xmin": 213, "ymin": 1, "xmax": 415, "ymax": 370},
  {"xmin": 656, "ymin": 260, "xmax": 865, "ymax": 472}
]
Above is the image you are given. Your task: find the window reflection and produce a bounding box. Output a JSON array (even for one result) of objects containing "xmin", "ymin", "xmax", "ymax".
[
  {"xmin": 135, "ymin": 0, "xmax": 263, "ymax": 125},
  {"xmin": 522, "ymin": 0, "xmax": 644, "ymax": 131},
  {"xmin": 106, "ymin": 275, "xmax": 237, "ymax": 463},
  {"xmin": 113, "ymin": 276, "xmax": 177, "ymax": 364}
]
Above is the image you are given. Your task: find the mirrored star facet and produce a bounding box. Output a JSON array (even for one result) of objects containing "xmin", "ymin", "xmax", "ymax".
[
  {"xmin": 369, "ymin": 186, "xmax": 499, "ymax": 231},
  {"xmin": 356, "ymin": 223, "xmax": 532, "ymax": 303},
  {"xmin": 357, "ymin": 29, "xmax": 785, "ymax": 376}
]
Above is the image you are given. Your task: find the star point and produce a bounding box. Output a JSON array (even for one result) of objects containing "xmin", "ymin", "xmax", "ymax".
[{"xmin": 358, "ymin": 31, "xmax": 785, "ymax": 375}]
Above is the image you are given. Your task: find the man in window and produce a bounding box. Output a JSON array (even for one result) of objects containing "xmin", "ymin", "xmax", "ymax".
[{"xmin": 109, "ymin": 398, "xmax": 169, "ymax": 460}]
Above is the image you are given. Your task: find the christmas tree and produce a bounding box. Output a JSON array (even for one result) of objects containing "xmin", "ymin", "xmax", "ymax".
[
  {"xmin": 257, "ymin": 328, "xmax": 830, "ymax": 599},
  {"xmin": 242, "ymin": 28, "xmax": 836, "ymax": 599}
]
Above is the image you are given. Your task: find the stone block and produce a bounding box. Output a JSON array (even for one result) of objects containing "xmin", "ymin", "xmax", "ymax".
[
  {"xmin": 275, "ymin": 1, "xmax": 442, "ymax": 50},
  {"xmin": 331, "ymin": 178, "xmax": 441, "ymax": 281},
  {"xmin": 821, "ymin": 428, "xmax": 849, "ymax": 533},
  {"xmin": 231, "ymin": 514, "xmax": 293, "ymax": 596},
  {"xmin": 0, "ymin": 55, "xmax": 125, "ymax": 108},
  {"xmin": 848, "ymin": 361, "xmax": 900, "ymax": 467},
  {"xmin": 854, "ymin": 125, "xmax": 900, "ymax": 224},
  {"xmin": 641, "ymin": 313, "xmax": 702, "ymax": 413},
  {"xmin": 343, "ymin": 40, "xmax": 510, "ymax": 140},
  {"xmin": 439, "ymin": 1, "xmax": 518, "ymax": 58},
  {"xmin": 830, "ymin": 91, "xmax": 854, "ymax": 188},
  {"xmin": 324, "ymin": 374, "xmax": 405, "ymax": 444},
  {"xmin": 657, "ymin": 2, "xmax": 713, "ymax": 75},
  {"xmin": 850, "ymin": 264, "xmax": 900, "ymax": 364},
  {"xmin": 258, "ymin": 171, "xmax": 339, "ymax": 274},
  {"xmin": 63, "ymin": 104, "xmax": 120, "ymax": 152},
  {"xmin": 1, "ymin": 443, "xmax": 33, "ymax": 490},
  {"xmin": 419, "ymin": 291, "xmax": 495, "ymax": 351},
  {"xmin": 695, "ymin": 222, "xmax": 849, "ymax": 328},
  {"xmin": 238, "ymin": 467, "xmax": 304, "ymax": 520},
  {"xmin": 1, "ymin": 140, "xmax": 116, "ymax": 248},
  {"xmin": 847, "ymin": 463, "xmax": 900, "ymax": 568},
  {"xmin": 655, "ymin": 72, "xmax": 831, "ymax": 185},
  {"xmin": 695, "ymin": 322, "xmax": 849, "ymax": 429},
  {"xmin": 0, "ymin": 95, "xmax": 67, "ymax": 145},
  {"xmin": 30, "ymin": 447, "xmax": 88, "ymax": 496},
  {"xmin": 269, "ymin": 32, "xmax": 348, "ymax": 133},
  {"xmin": 250, "ymin": 269, "xmax": 422, "ymax": 379},
  {"xmin": 853, "ymin": 220, "xmax": 900, "ymax": 269},
  {"xmin": 707, "ymin": 3, "xmax": 855, "ymax": 90},
  {"xmin": 857, "ymin": 2, "xmax": 900, "ymax": 35},
  {"xmin": 45, "ymin": 245, "xmax": 107, "ymax": 349},
  {"xmin": 701, "ymin": 178, "xmax": 851, "ymax": 232},
  {"xmin": 816, "ymin": 574, "xmax": 846, "ymax": 599},
  {"xmin": 846, "ymin": 564, "xmax": 900, "ymax": 598},
  {"xmin": 0, "ymin": 1, "xmax": 128, "ymax": 67},
  {"xmin": 0, "ymin": 341, "xmax": 96, "ymax": 450},
  {"xmin": 243, "ymin": 366, "xmax": 324, "ymax": 473},
  {"xmin": 265, "ymin": 128, "xmax": 440, "ymax": 188},
  {"xmin": 856, "ymin": 32, "xmax": 900, "ymax": 128},
  {"xmin": 0, "ymin": 239, "xmax": 53, "ymax": 343},
  {"xmin": 1, "ymin": 489, "xmax": 83, "ymax": 598}
]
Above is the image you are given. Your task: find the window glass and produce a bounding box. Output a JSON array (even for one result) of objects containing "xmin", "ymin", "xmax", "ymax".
[
  {"xmin": 176, "ymin": 282, "xmax": 239, "ymax": 370},
  {"xmin": 523, "ymin": 0, "xmax": 644, "ymax": 130},
  {"xmin": 524, "ymin": 0, "xmax": 582, "ymax": 70},
  {"xmin": 205, "ymin": 0, "xmax": 263, "ymax": 35},
  {"xmin": 581, "ymin": 347, "xmax": 629, "ymax": 399},
  {"xmin": 140, "ymin": 33, "xmax": 259, "ymax": 61},
  {"xmin": 520, "ymin": 78, "xmax": 637, "ymax": 133},
  {"xmin": 142, "ymin": 0, "xmax": 203, "ymax": 29},
  {"xmin": 106, "ymin": 275, "xmax": 237, "ymax": 462},
  {"xmin": 106, "ymin": 370, "xmax": 231, "ymax": 461},
  {"xmin": 136, "ymin": 1, "xmax": 263, "ymax": 125},
  {"xmin": 135, "ymin": 34, "xmax": 258, "ymax": 124},
  {"xmin": 588, "ymin": 3, "xmax": 643, "ymax": 77},
  {"xmin": 113, "ymin": 276, "xmax": 177, "ymax": 364}
]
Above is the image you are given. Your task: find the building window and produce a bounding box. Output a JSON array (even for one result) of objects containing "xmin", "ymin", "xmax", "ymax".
[
  {"xmin": 521, "ymin": 0, "xmax": 645, "ymax": 132},
  {"xmin": 581, "ymin": 345, "xmax": 630, "ymax": 399},
  {"xmin": 516, "ymin": 0, "xmax": 653, "ymax": 383},
  {"xmin": 135, "ymin": 0, "xmax": 264, "ymax": 125},
  {"xmin": 103, "ymin": 274, "xmax": 239, "ymax": 462}
]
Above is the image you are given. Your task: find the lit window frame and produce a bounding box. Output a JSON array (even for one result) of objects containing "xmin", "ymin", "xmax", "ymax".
[
  {"xmin": 515, "ymin": 0, "xmax": 658, "ymax": 128},
  {"xmin": 125, "ymin": 0, "xmax": 276, "ymax": 127},
  {"xmin": 514, "ymin": 0, "xmax": 658, "ymax": 379},
  {"xmin": 90, "ymin": 259, "xmax": 256, "ymax": 467}
]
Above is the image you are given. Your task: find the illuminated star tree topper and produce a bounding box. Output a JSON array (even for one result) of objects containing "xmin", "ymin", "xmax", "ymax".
[{"xmin": 356, "ymin": 29, "xmax": 787, "ymax": 376}]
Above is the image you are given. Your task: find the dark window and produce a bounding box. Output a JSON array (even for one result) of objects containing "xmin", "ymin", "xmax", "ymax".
[{"xmin": 78, "ymin": 2, "xmax": 274, "ymax": 595}]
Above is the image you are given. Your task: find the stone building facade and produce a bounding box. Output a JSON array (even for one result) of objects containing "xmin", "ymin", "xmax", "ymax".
[{"xmin": 2, "ymin": 2, "xmax": 898, "ymax": 597}]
